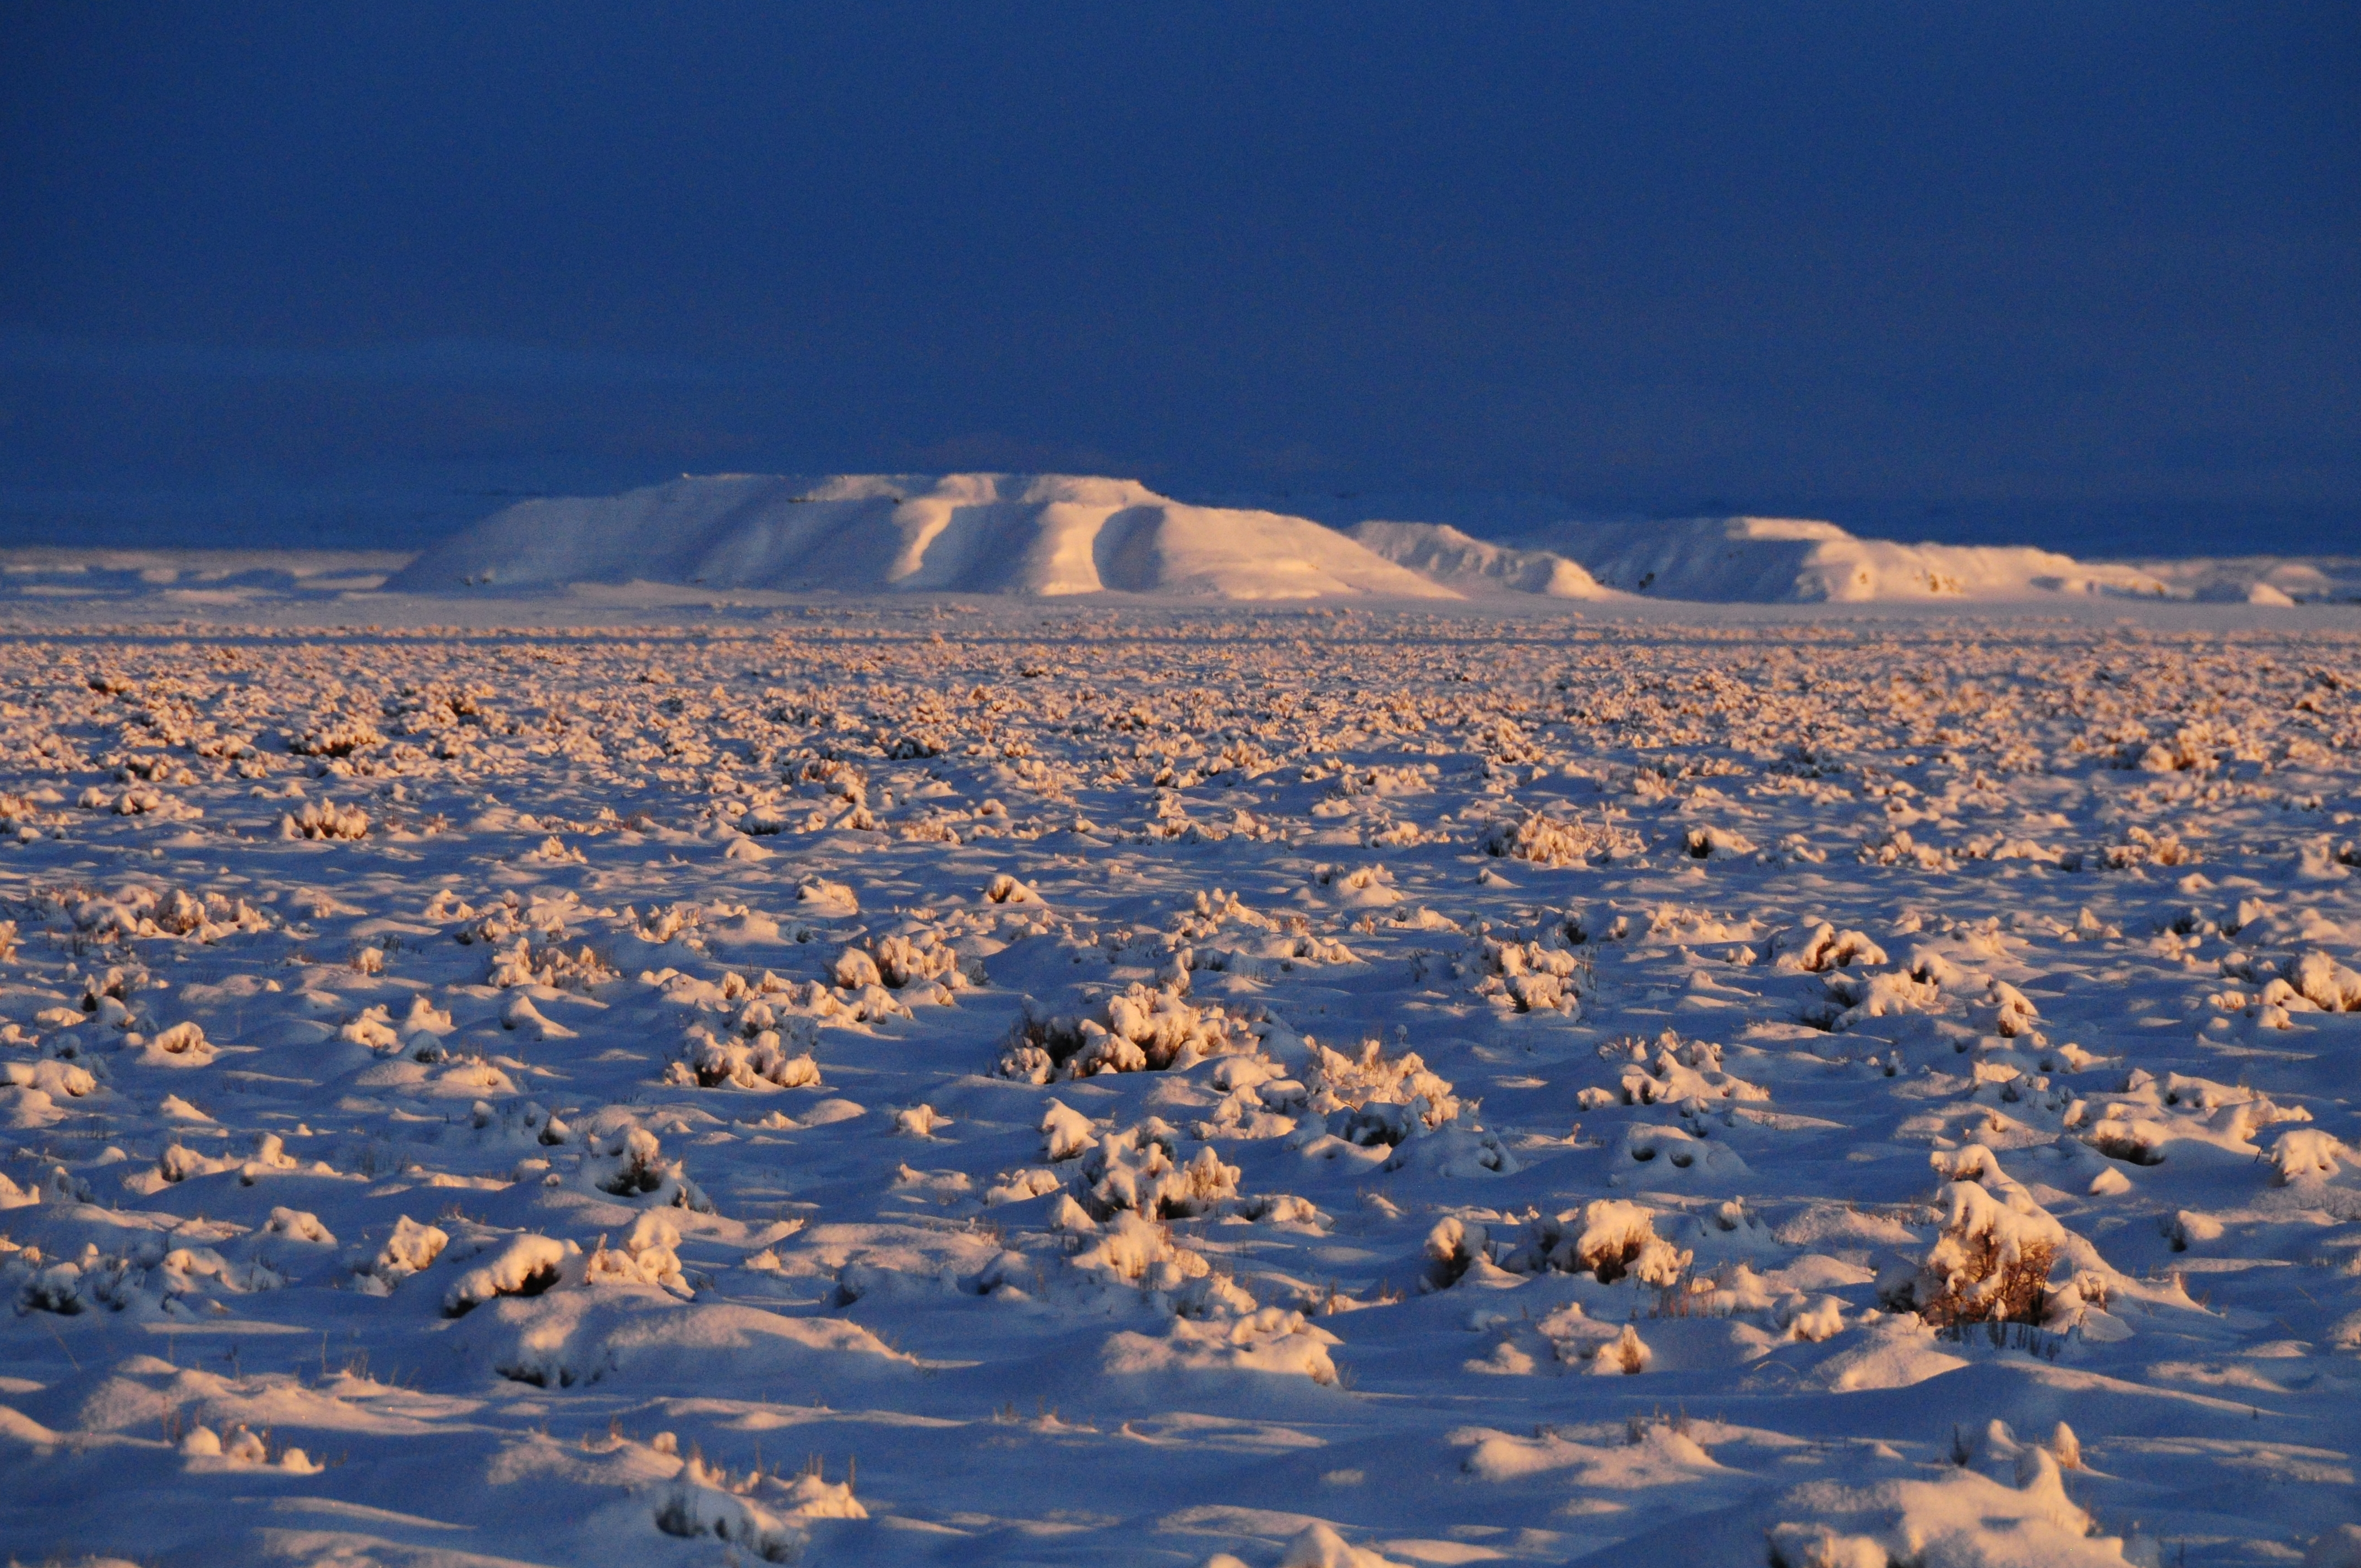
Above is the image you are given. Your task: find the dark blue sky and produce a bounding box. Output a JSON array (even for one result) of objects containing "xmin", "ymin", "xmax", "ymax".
[{"xmin": 3, "ymin": 3, "xmax": 2355, "ymax": 553}]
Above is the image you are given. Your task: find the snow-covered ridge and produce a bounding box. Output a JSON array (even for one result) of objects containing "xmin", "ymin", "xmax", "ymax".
[
  {"xmin": 2, "ymin": 477, "xmax": 2344, "ymax": 609},
  {"xmin": 387, "ymin": 472, "xmax": 2346, "ymax": 605},
  {"xmin": 1356, "ymin": 514, "xmax": 2178, "ymax": 604},
  {"xmin": 1346, "ymin": 520, "xmax": 1615, "ymax": 600},
  {"xmin": 384, "ymin": 472, "xmax": 1455, "ymax": 601}
]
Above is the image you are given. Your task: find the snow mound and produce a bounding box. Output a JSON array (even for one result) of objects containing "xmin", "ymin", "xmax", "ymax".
[
  {"xmin": 1496, "ymin": 515, "xmax": 2174, "ymax": 603},
  {"xmin": 387, "ymin": 472, "xmax": 1456, "ymax": 601},
  {"xmin": 1347, "ymin": 521, "xmax": 1614, "ymax": 599},
  {"xmin": 455, "ymin": 1290, "xmax": 916, "ymax": 1389},
  {"xmin": 2128, "ymin": 554, "xmax": 2361, "ymax": 605},
  {"xmin": 1765, "ymin": 1449, "xmax": 2130, "ymax": 1567}
]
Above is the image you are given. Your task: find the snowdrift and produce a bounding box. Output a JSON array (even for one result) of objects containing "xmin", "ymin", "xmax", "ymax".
[{"xmin": 385, "ymin": 472, "xmax": 1454, "ymax": 601}]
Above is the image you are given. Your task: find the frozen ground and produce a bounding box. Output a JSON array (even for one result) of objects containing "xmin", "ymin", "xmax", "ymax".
[{"xmin": 3, "ymin": 594, "xmax": 2361, "ymax": 1566}]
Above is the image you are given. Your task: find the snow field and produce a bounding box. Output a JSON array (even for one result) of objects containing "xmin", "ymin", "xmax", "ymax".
[{"xmin": 0, "ymin": 605, "xmax": 2357, "ymax": 1563}]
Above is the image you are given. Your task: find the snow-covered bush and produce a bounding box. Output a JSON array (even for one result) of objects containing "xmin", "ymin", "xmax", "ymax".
[
  {"xmin": 1773, "ymin": 921, "xmax": 1887, "ymax": 973},
  {"xmin": 581, "ymin": 1213, "xmax": 691, "ymax": 1294},
  {"xmin": 831, "ymin": 930, "xmax": 978, "ymax": 999},
  {"xmin": 1301, "ymin": 1037, "xmax": 1460, "ymax": 1145},
  {"xmin": 1310, "ymin": 861, "xmax": 1402, "ymax": 908},
  {"xmin": 1434, "ymin": 1200, "xmax": 1693, "ymax": 1289},
  {"xmin": 2270, "ymin": 1128, "xmax": 2346, "ymax": 1185},
  {"xmin": 982, "ymin": 872, "xmax": 1042, "ymax": 905},
  {"xmin": 155, "ymin": 1130, "xmax": 303, "ymax": 1185},
  {"xmin": 443, "ymin": 1234, "xmax": 573, "ymax": 1316},
  {"xmin": 1040, "ymin": 1098, "xmax": 1098, "ymax": 1161},
  {"xmin": 2101, "ymin": 824, "xmax": 2198, "ymax": 868},
  {"xmin": 138, "ymin": 1020, "xmax": 215, "ymax": 1065},
  {"xmin": 2082, "ymin": 1108, "xmax": 2169, "ymax": 1166},
  {"xmin": 287, "ymin": 714, "xmax": 383, "ymax": 758},
  {"xmin": 1890, "ymin": 1157, "xmax": 2066, "ymax": 1328},
  {"xmin": 656, "ymin": 1455, "xmax": 864, "ymax": 1562},
  {"xmin": 0, "ymin": 1058, "xmax": 97, "ymax": 1101},
  {"xmin": 1974, "ymin": 978, "xmax": 2041, "ymax": 1038},
  {"xmin": 1465, "ymin": 934, "xmax": 1585, "ymax": 1014},
  {"xmin": 1070, "ymin": 1209, "xmax": 1239, "ymax": 1300},
  {"xmin": 995, "ymin": 984, "xmax": 1258, "ymax": 1081},
  {"xmin": 354, "ymin": 1215, "xmax": 449, "ymax": 1293},
  {"xmin": 2292, "ymin": 951, "xmax": 2361, "ymax": 1011},
  {"xmin": 1521, "ymin": 1199, "xmax": 1690, "ymax": 1285},
  {"xmin": 985, "ymin": 1166, "xmax": 1064, "ymax": 1206},
  {"xmin": 280, "ymin": 800, "xmax": 369, "ymax": 840},
  {"xmin": 665, "ymin": 1020, "xmax": 822, "ymax": 1090},
  {"xmin": 1596, "ymin": 1030, "xmax": 1766, "ymax": 1107},
  {"xmin": 67, "ymin": 884, "xmax": 270, "ymax": 942},
  {"xmin": 1481, "ymin": 811, "xmax": 1636, "ymax": 868},
  {"xmin": 1810, "ymin": 967, "xmax": 1942, "ymax": 1032},
  {"xmin": 1683, "ymin": 825, "xmax": 1757, "ymax": 859},
  {"xmin": 581, "ymin": 1127, "xmax": 713, "ymax": 1211},
  {"xmin": 1076, "ymin": 1119, "xmax": 1241, "ymax": 1219},
  {"xmin": 485, "ymin": 937, "xmax": 617, "ymax": 991}
]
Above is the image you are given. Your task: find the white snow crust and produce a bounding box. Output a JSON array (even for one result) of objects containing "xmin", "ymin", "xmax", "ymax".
[{"xmin": 0, "ymin": 594, "xmax": 2357, "ymax": 1565}]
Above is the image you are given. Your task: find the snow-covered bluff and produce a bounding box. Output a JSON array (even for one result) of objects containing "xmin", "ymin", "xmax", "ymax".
[
  {"xmin": 1353, "ymin": 514, "xmax": 2174, "ymax": 604},
  {"xmin": 385, "ymin": 473, "xmax": 1454, "ymax": 601},
  {"xmin": 1345, "ymin": 520, "xmax": 1617, "ymax": 600}
]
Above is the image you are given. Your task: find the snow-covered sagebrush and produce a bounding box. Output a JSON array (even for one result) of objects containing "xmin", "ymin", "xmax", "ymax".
[{"xmin": 0, "ymin": 600, "xmax": 2357, "ymax": 1565}]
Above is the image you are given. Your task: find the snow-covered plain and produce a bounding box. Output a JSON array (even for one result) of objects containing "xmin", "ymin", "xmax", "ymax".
[{"xmin": 3, "ymin": 570, "xmax": 2361, "ymax": 1565}]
